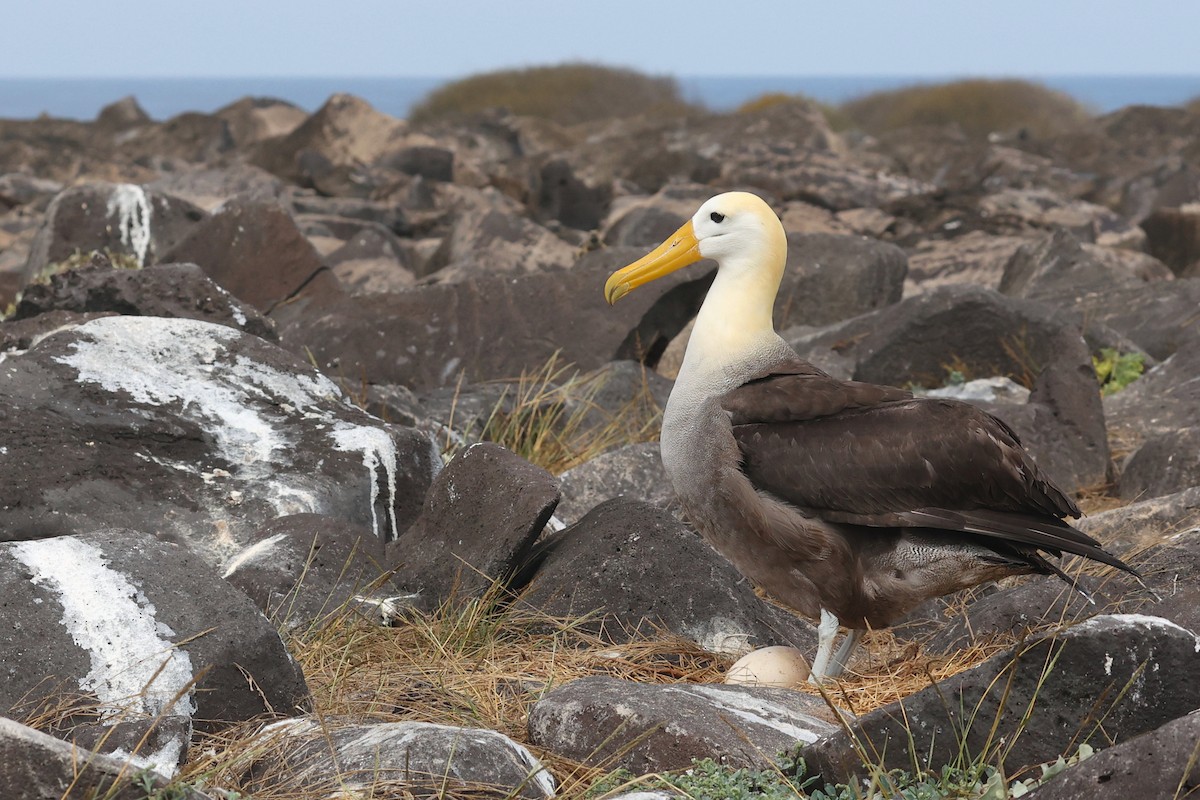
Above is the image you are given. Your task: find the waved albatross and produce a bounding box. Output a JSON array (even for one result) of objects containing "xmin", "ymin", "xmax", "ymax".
[{"xmin": 604, "ymin": 191, "xmax": 1140, "ymax": 681}]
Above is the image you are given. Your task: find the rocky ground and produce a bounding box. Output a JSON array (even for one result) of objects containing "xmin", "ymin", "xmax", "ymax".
[{"xmin": 0, "ymin": 92, "xmax": 1198, "ymax": 799}]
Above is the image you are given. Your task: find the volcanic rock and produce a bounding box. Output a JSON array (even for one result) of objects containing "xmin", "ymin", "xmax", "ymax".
[
  {"xmin": 528, "ymin": 676, "xmax": 839, "ymax": 774},
  {"xmin": 555, "ymin": 442, "xmax": 675, "ymax": 527},
  {"xmin": 388, "ymin": 443, "xmax": 560, "ymax": 607},
  {"xmin": 0, "ymin": 316, "xmax": 438, "ymax": 564},
  {"xmin": 22, "ymin": 182, "xmax": 207, "ymax": 283},
  {"xmin": 146, "ymin": 164, "xmax": 287, "ymax": 211},
  {"xmin": 273, "ymin": 246, "xmax": 709, "ymax": 391},
  {"xmin": 10, "ymin": 261, "xmax": 276, "ymax": 341},
  {"xmin": 1140, "ymin": 205, "xmax": 1200, "ymax": 277},
  {"xmin": 1117, "ymin": 427, "xmax": 1200, "ymax": 501},
  {"xmin": 802, "ymin": 614, "xmax": 1200, "ymax": 785},
  {"xmin": 1027, "ymin": 711, "xmax": 1200, "ymax": 799},
  {"xmin": 223, "ymin": 513, "xmax": 405, "ymax": 629},
  {"xmin": 160, "ymin": 197, "xmax": 342, "ymax": 311},
  {"xmin": 249, "ymin": 93, "xmax": 407, "ymax": 186},
  {"xmin": 0, "ymin": 528, "xmax": 310, "ymax": 742},
  {"xmin": 245, "ymin": 718, "xmax": 555, "ymax": 799},
  {"xmin": 0, "ymin": 716, "xmax": 212, "ymax": 800},
  {"xmin": 521, "ymin": 498, "xmax": 816, "ymax": 654},
  {"xmin": 999, "ymin": 229, "xmax": 1172, "ymax": 301}
]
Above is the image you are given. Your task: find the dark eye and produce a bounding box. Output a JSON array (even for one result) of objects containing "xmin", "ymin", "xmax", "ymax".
[{"xmin": 710, "ymin": 212, "xmax": 725, "ymax": 223}]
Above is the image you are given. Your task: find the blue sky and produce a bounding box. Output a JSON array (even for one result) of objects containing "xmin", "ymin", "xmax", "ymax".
[{"xmin": 8, "ymin": 0, "xmax": 1200, "ymax": 78}]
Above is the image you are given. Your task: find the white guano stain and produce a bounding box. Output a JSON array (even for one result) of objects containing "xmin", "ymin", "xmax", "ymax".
[
  {"xmin": 54, "ymin": 319, "xmax": 336, "ymax": 522},
  {"xmin": 107, "ymin": 738, "xmax": 187, "ymax": 778},
  {"xmin": 331, "ymin": 425, "xmax": 399, "ymax": 541},
  {"xmin": 1075, "ymin": 613, "xmax": 1200, "ymax": 653},
  {"xmin": 665, "ymin": 685, "xmax": 832, "ymax": 743},
  {"xmin": 222, "ymin": 533, "xmax": 289, "ymax": 579},
  {"xmin": 7, "ymin": 537, "xmax": 197, "ymax": 723},
  {"xmin": 106, "ymin": 184, "xmax": 152, "ymax": 266}
]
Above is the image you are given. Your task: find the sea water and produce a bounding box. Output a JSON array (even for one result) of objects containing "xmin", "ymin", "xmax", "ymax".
[{"xmin": 2, "ymin": 74, "xmax": 1198, "ymax": 122}]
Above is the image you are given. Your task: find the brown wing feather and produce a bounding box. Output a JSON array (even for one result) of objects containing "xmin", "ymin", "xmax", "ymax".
[
  {"xmin": 722, "ymin": 358, "xmax": 912, "ymax": 424},
  {"xmin": 724, "ymin": 367, "xmax": 1139, "ymax": 577}
]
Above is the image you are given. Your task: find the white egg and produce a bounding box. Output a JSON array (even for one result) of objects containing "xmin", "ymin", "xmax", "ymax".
[{"xmin": 724, "ymin": 646, "xmax": 811, "ymax": 687}]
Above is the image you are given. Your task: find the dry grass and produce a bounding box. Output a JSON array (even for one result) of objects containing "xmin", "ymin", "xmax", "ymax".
[
  {"xmin": 452, "ymin": 355, "xmax": 663, "ymax": 475},
  {"xmin": 179, "ymin": 590, "xmax": 730, "ymax": 798}
]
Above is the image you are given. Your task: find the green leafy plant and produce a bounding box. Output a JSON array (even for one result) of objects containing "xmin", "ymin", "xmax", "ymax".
[
  {"xmin": 1092, "ymin": 348, "xmax": 1145, "ymax": 395},
  {"xmin": 586, "ymin": 758, "xmax": 808, "ymax": 799}
]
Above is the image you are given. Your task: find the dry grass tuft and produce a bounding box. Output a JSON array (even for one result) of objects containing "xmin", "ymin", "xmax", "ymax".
[
  {"xmin": 180, "ymin": 589, "xmax": 729, "ymax": 797},
  {"xmin": 454, "ymin": 355, "xmax": 663, "ymax": 475},
  {"xmin": 819, "ymin": 631, "xmax": 1016, "ymax": 717}
]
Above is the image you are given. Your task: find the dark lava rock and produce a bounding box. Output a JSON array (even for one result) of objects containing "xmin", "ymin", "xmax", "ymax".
[
  {"xmin": 534, "ymin": 158, "xmax": 611, "ymax": 231},
  {"xmin": 1118, "ymin": 427, "xmax": 1200, "ymax": 501},
  {"xmin": 0, "ymin": 310, "xmax": 116, "ymax": 352},
  {"xmin": 0, "ymin": 173, "xmax": 64, "ymax": 210},
  {"xmin": 802, "ymin": 614, "xmax": 1200, "ymax": 785},
  {"xmin": 555, "ymin": 442, "xmax": 675, "ymax": 527},
  {"xmin": 160, "ymin": 198, "xmax": 343, "ymax": 312},
  {"xmin": 114, "ymin": 111, "xmax": 235, "ymax": 165},
  {"xmin": 388, "ymin": 443, "xmax": 560, "ymax": 607},
  {"xmin": 0, "ymin": 528, "xmax": 310, "ymax": 738},
  {"xmin": 604, "ymin": 202, "xmax": 690, "ymax": 249},
  {"xmin": 528, "ymin": 675, "xmax": 839, "ymax": 774},
  {"xmin": 380, "ymin": 145, "xmax": 455, "ymax": 181},
  {"xmin": 1027, "ymin": 710, "xmax": 1200, "ymax": 799},
  {"xmin": 214, "ymin": 96, "xmax": 308, "ymax": 149},
  {"xmin": 1105, "ymin": 335, "xmax": 1200, "ymax": 441},
  {"xmin": 1077, "ymin": 486, "xmax": 1200, "ymax": 564},
  {"xmin": 146, "ymin": 164, "xmax": 287, "ymax": 211},
  {"xmin": 424, "ymin": 206, "xmax": 577, "ymax": 279},
  {"xmin": 223, "ymin": 513, "xmax": 405, "ymax": 629},
  {"xmin": 95, "ymin": 96, "xmax": 151, "ymax": 132},
  {"xmin": 0, "ymin": 716, "xmax": 212, "ymax": 800},
  {"xmin": 1140, "ymin": 206, "xmax": 1200, "ymax": 277},
  {"xmin": 66, "ymin": 715, "xmax": 194, "ymax": 776},
  {"xmin": 1070, "ymin": 279, "xmax": 1200, "ymax": 360},
  {"xmin": 777, "ymin": 232, "xmax": 907, "ymax": 328},
  {"xmin": 0, "ymin": 316, "xmax": 438, "ymax": 565},
  {"xmin": 22, "ymin": 182, "xmax": 207, "ymax": 283},
  {"xmin": 273, "ymin": 247, "xmax": 707, "ymax": 391},
  {"xmin": 522, "ymin": 498, "xmax": 816, "ymax": 654},
  {"xmin": 905, "ymin": 232, "xmax": 1032, "ymax": 292},
  {"xmin": 249, "ymin": 93, "xmax": 406, "ymax": 186},
  {"xmin": 290, "ymin": 194, "xmax": 411, "ymax": 237},
  {"xmin": 11, "ymin": 261, "xmax": 276, "ymax": 341},
  {"xmin": 922, "ymin": 575, "xmax": 1125, "ymax": 654},
  {"xmin": 999, "ymin": 229, "xmax": 1173, "ymax": 301},
  {"xmin": 245, "ymin": 718, "xmax": 555, "ymax": 799}
]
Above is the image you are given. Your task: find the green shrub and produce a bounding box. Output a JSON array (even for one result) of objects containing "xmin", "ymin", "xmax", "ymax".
[
  {"xmin": 409, "ymin": 62, "xmax": 697, "ymax": 125},
  {"xmin": 839, "ymin": 79, "xmax": 1092, "ymax": 138}
]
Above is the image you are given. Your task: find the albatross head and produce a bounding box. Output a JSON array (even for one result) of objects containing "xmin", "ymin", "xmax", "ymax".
[{"xmin": 604, "ymin": 191, "xmax": 786, "ymax": 304}]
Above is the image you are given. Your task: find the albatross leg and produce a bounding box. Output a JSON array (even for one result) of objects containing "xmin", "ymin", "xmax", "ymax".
[
  {"xmin": 826, "ymin": 628, "xmax": 863, "ymax": 679},
  {"xmin": 808, "ymin": 608, "xmax": 841, "ymax": 683}
]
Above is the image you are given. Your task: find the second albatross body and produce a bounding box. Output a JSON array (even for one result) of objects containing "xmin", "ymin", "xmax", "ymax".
[{"xmin": 604, "ymin": 191, "xmax": 1139, "ymax": 681}]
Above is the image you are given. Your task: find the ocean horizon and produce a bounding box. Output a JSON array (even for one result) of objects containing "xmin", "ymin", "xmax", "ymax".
[{"xmin": 2, "ymin": 74, "xmax": 1199, "ymax": 123}]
